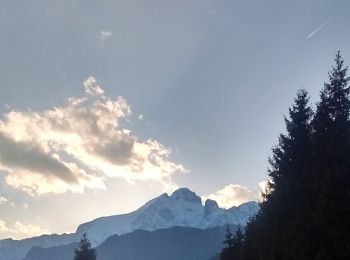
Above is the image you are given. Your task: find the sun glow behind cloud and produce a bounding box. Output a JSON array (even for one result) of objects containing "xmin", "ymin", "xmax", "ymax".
[
  {"xmin": 203, "ymin": 182, "xmax": 268, "ymax": 208},
  {"xmin": 0, "ymin": 77, "xmax": 186, "ymax": 195},
  {"xmin": 0, "ymin": 219, "xmax": 50, "ymax": 240}
]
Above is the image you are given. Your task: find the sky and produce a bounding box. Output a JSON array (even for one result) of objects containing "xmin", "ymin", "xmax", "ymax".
[{"xmin": 0, "ymin": 0, "xmax": 350, "ymax": 239}]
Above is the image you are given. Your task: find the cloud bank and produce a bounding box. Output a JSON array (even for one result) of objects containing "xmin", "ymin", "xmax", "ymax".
[
  {"xmin": 204, "ymin": 184, "xmax": 261, "ymax": 208},
  {"xmin": 0, "ymin": 77, "xmax": 185, "ymax": 195}
]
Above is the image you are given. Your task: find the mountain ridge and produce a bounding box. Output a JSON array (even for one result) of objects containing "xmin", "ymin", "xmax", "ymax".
[
  {"xmin": 0, "ymin": 188, "xmax": 259, "ymax": 260},
  {"xmin": 74, "ymin": 188, "xmax": 258, "ymax": 245},
  {"xmin": 24, "ymin": 226, "xmax": 235, "ymax": 260}
]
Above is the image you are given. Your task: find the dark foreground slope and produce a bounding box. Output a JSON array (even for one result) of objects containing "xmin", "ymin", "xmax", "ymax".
[{"xmin": 24, "ymin": 225, "xmax": 234, "ymax": 260}]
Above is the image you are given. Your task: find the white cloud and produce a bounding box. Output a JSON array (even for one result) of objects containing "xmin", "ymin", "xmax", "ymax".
[
  {"xmin": 203, "ymin": 184, "xmax": 259, "ymax": 208},
  {"xmin": 98, "ymin": 30, "xmax": 112, "ymax": 47},
  {"xmin": 83, "ymin": 77, "xmax": 105, "ymax": 96},
  {"xmin": 0, "ymin": 219, "xmax": 50, "ymax": 239},
  {"xmin": 0, "ymin": 197, "xmax": 7, "ymax": 205},
  {"xmin": 0, "ymin": 77, "xmax": 185, "ymax": 195}
]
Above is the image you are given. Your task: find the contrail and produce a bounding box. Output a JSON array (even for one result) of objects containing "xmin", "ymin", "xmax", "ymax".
[{"xmin": 307, "ymin": 20, "xmax": 330, "ymax": 39}]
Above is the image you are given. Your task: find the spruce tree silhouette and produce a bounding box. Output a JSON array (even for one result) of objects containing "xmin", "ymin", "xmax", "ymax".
[
  {"xmin": 220, "ymin": 226, "xmax": 244, "ymax": 260},
  {"xmin": 311, "ymin": 51, "xmax": 350, "ymax": 259},
  {"xmin": 220, "ymin": 225, "xmax": 234, "ymax": 260},
  {"xmin": 220, "ymin": 52, "xmax": 350, "ymax": 260},
  {"xmin": 230, "ymin": 227, "xmax": 244, "ymax": 260},
  {"xmin": 243, "ymin": 89, "xmax": 314, "ymax": 260},
  {"xmin": 74, "ymin": 233, "xmax": 97, "ymax": 260}
]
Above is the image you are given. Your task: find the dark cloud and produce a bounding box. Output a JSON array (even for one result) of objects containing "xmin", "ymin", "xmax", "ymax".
[{"xmin": 0, "ymin": 132, "xmax": 77, "ymax": 184}]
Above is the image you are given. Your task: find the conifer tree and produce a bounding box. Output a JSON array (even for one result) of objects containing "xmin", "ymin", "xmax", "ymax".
[
  {"xmin": 224, "ymin": 225, "xmax": 234, "ymax": 249},
  {"xmin": 74, "ymin": 233, "xmax": 97, "ymax": 260},
  {"xmin": 244, "ymin": 89, "xmax": 314, "ymax": 260},
  {"xmin": 311, "ymin": 51, "xmax": 350, "ymax": 259},
  {"xmin": 220, "ymin": 225, "xmax": 234, "ymax": 260},
  {"xmin": 220, "ymin": 226, "xmax": 245, "ymax": 260},
  {"xmin": 220, "ymin": 52, "xmax": 350, "ymax": 260},
  {"xmin": 231, "ymin": 227, "xmax": 244, "ymax": 260}
]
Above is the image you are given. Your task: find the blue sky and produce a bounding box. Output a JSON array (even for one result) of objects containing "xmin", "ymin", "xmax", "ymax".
[{"xmin": 0, "ymin": 0, "xmax": 350, "ymax": 239}]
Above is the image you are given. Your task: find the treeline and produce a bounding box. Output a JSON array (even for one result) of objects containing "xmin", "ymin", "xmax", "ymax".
[{"xmin": 221, "ymin": 52, "xmax": 350, "ymax": 260}]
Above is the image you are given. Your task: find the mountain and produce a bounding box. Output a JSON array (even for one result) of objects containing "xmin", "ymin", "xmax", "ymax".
[
  {"xmin": 75, "ymin": 188, "xmax": 259, "ymax": 245},
  {"xmin": 24, "ymin": 226, "xmax": 235, "ymax": 260},
  {"xmin": 0, "ymin": 188, "xmax": 259, "ymax": 260}
]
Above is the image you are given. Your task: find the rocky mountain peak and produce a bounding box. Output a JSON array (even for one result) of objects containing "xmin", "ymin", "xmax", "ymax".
[
  {"xmin": 204, "ymin": 199, "xmax": 220, "ymax": 217},
  {"xmin": 171, "ymin": 188, "xmax": 202, "ymax": 204}
]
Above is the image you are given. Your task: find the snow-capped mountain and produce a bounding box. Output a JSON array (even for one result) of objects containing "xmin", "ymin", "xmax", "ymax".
[
  {"xmin": 0, "ymin": 188, "xmax": 259, "ymax": 260},
  {"xmin": 75, "ymin": 188, "xmax": 259, "ymax": 245}
]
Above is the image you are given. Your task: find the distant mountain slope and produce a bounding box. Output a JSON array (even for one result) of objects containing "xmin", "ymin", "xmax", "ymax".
[
  {"xmin": 0, "ymin": 188, "xmax": 259, "ymax": 260},
  {"xmin": 0, "ymin": 234, "xmax": 75, "ymax": 260},
  {"xmin": 24, "ymin": 226, "xmax": 235, "ymax": 260}
]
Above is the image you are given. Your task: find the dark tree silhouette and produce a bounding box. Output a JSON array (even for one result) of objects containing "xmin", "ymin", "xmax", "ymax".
[
  {"xmin": 74, "ymin": 233, "xmax": 97, "ymax": 260},
  {"xmin": 223, "ymin": 225, "xmax": 234, "ymax": 249},
  {"xmin": 311, "ymin": 51, "xmax": 350, "ymax": 259},
  {"xmin": 220, "ymin": 225, "xmax": 234, "ymax": 260},
  {"xmin": 243, "ymin": 89, "xmax": 314, "ymax": 260},
  {"xmin": 220, "ymin": 52, "xmax": 350, "ymax": 259},
  {"xmin": 231, "ymin": 227, "xmax": 244, "ymax": 260},
  {"xmin": 220, "ymin": 226, "xmax": 244, "ymax": 260}
]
